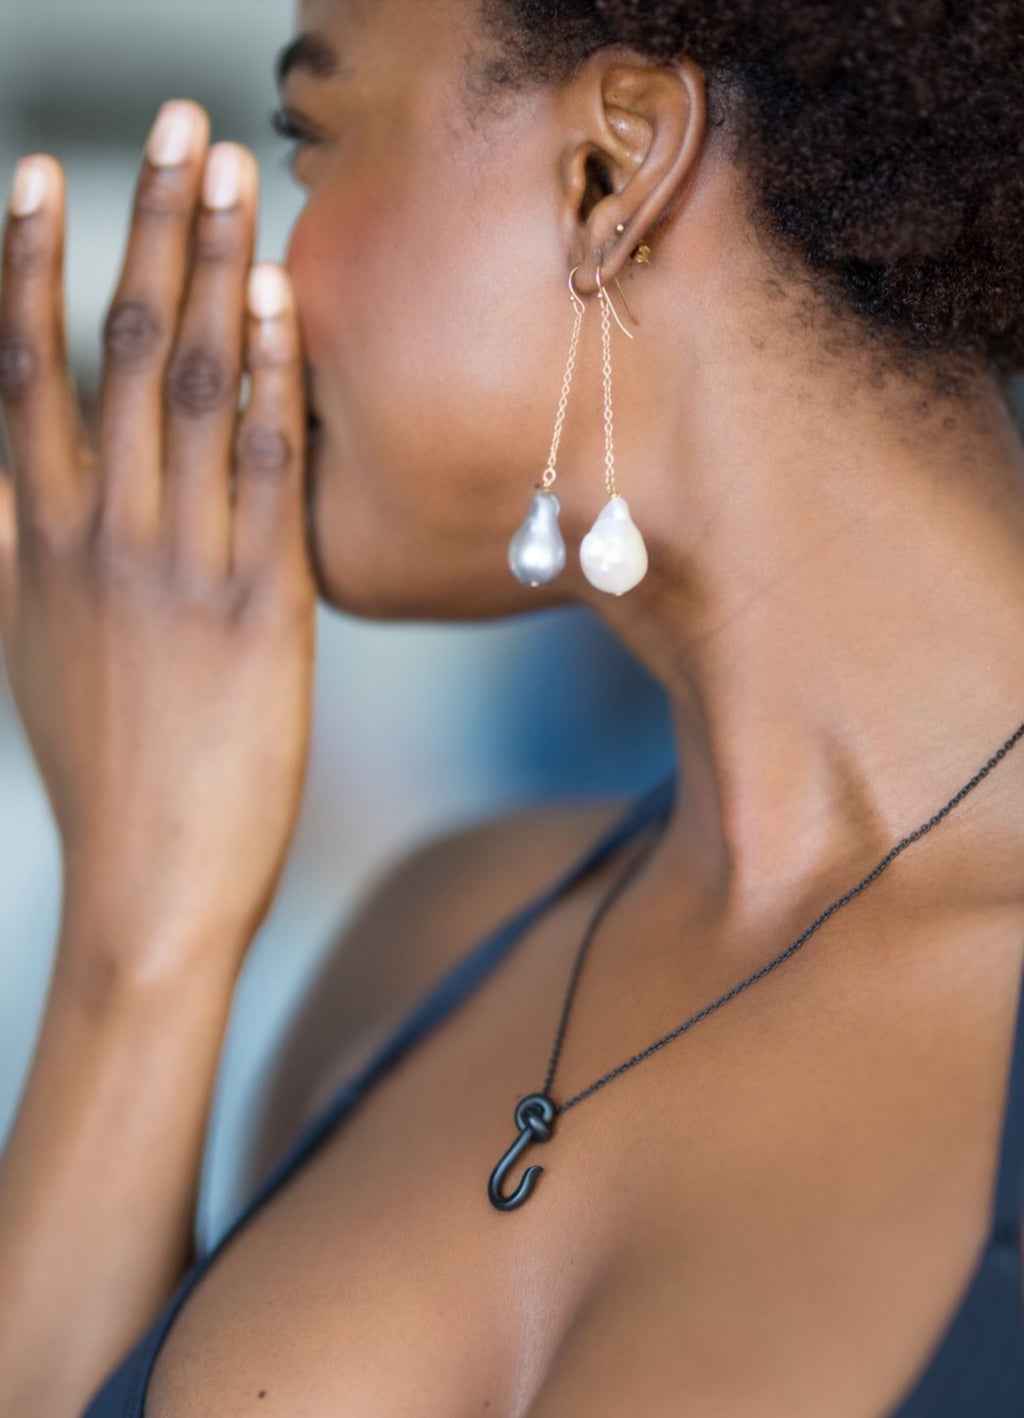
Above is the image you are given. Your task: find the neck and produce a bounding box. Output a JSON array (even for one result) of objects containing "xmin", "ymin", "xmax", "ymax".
[{"xmin": 578, "ymin": 242, "xmax": 1024, "ymax": 914}]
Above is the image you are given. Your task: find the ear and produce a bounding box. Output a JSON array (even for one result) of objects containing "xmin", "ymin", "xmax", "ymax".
[{"xmin": 558, "ymin": 54, "xmax": 707, "ymax": 293}]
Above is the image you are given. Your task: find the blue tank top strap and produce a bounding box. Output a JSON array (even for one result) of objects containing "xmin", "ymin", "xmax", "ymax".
[
  {"xmin": 74, "ymin": 775, "xmax": 679, "ymax": 1417},
  {"xmin": 991, "ymin": 954, "xmax": 1024, "ymax": 1245},
  {"xmin": 209, "ymin": 770, "xmax": 679, "ymax": 1257}
]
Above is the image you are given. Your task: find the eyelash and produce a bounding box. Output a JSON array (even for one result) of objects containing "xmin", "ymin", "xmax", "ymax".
[{"xmin": 270, "ymin": 106, "xmax": 318, "ymax": 151}]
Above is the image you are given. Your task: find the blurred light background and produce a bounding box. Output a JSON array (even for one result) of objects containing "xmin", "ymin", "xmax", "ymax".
[{"xmin": 0, "ymin": 0, "xmax": 675, "ymax": 1247}]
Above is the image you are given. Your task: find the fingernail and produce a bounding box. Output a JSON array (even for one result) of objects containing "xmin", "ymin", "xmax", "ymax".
[
  {"xmin": 248, "ymin": 264, "xmax": 289, "ymax": 320},
  {"xmin": 147, "ymin": 101, "xmax": 197, "ymax": 167},
  {"xmin": 9, "ymin": 157, "xmax": 48, "ymax": 217},
  {"xmin": 203, "ymin": 144, "xmax": 245, "ymax": 211}
]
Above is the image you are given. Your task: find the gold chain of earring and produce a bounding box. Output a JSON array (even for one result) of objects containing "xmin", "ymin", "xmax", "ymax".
[
  {"xmin": 595, "ymin": 265, "xmax": 635, "ymax": 502},
  {"xmin": 599, "ymin": 282, "xmax": 617, "ymax": 500},
  {"xmin": 541, "ymin": 269, "xmax": 587, "ymax": 491}
]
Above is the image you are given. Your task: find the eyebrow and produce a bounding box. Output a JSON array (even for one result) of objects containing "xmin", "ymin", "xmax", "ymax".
[{"xmin": 275, "ymin": 33, "xmax": 343, "ymax": 87}]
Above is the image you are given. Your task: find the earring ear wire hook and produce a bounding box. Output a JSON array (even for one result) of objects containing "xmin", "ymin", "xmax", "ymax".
[
  {"xmin": 595, "ymin": 266, "xmax": 635, "ymax": 341},
  {"xmin": 568, "ymin": 265, "xmax": 586, "ymax": 316},
  {"xmin": 612, "ymin": 276, "xmax": 640, "ymax": 328}
]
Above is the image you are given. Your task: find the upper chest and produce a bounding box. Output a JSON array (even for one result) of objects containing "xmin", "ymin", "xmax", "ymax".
[{"xmin": 144, "ymin": 862, "xmax": 1024, "ymax": 1418}]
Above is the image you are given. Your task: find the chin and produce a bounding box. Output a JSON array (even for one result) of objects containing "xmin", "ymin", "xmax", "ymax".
[{"xmin": 302, "ymin": 444, "xmax": 568, "ymax": 624}]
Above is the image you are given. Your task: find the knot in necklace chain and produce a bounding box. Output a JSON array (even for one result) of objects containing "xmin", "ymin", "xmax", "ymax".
[{"xmin": 487, "ymin": 717, "xmax": 1024, "ymax": 1211}]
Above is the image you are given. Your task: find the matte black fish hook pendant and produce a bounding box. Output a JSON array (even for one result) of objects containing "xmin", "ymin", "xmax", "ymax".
[{"xmin": 487, "ymin": 1093, "xmax": 556, "ymax": 1211}]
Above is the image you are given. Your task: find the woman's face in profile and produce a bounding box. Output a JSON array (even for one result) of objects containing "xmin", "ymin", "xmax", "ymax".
[{"xmin": 282, "ymin": 0, "xmax": 577, "ymax": 619}]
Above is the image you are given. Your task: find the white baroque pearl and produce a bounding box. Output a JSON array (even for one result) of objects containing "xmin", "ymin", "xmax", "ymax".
[
  {"xmin": 579, "ymin": 495, "xmax": 649, "ymax": 595},
  {"xmin": 508, "ymin": 490, "xmax": 567, "ymax": 588}
]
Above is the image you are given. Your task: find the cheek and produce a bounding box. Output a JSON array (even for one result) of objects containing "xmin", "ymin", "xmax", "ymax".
[
  {"xmin": 287, "ymin": 135, "xmax": 560, "ymax": 528},
  {"xmin": 286, "ymin": 182, "xmax": 374, "ymax": 381}
]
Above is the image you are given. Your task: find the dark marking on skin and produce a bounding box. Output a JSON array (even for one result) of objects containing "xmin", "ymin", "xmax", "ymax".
[
  {"xmin": 258, "ymin": 1391, "xmax": 267, "ymax": 1400},
  {"xmin": 192, "ymin": 216, "xmax": 247, "ymax": 266},
  {"xmin": 0, "ymin": 331, "xmax": 38, "ymax": 400},
  {"xmin": 135, "ymin": 163, "xmax": 194, "ymax": 222},
  {"xmin": 6, "ymin": 213, "xmax": 51, "ymax": 273},
  {"xmin": 236, "ymin": 426, "xmax": 292, "ymax": 475},
  {"xmin": 166, "ymin": 346, "xmax": 232, "ymax": 418},
  {"xmin": 103, "ymin": 301, "xmax": 163, "ymax": 372}
]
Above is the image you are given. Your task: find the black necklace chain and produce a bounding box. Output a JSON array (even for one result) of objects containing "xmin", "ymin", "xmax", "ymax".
[{"xmin": 487, "ymin": 717, "xmax": 1024, "ymax": 1211}]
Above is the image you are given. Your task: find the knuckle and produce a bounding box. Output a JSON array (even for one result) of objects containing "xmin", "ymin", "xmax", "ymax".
[
  {"xmin": 221, "ymin": 577, "xmax": 251, "ymax": 627},
  {"xmin": 19, "ymin": 499, "xmax": 83, "ymax": 564},
  {"xmin": 192, "ymin": 216, "xmax": 247, "ymax": 267},
  {"xmin": 241, "ymin": 575, "xmax": 314, "ymax": 633},
  {"xmin": 87, "ymin": 512, "xmax": 141, "ymax": 581},
  {"xmin": 103, "ymin": 300, "xmax": 165, "ymax": 372},
  {"xmin": 0, "ymin": 328, "xmax": 39, "ymax": 400},
  {"xmin": 158, "ymin": 556, "xmax": 245, "ymax": 621},
  {"xmin": 166, "ymin": 345, "xmax": 235, "ymax": 419},
  {"xmin": 134, "ymin": 163, "xmax": 193, "ymax": 223},
  {"xmin": 234, "ymin": 425, "xmax": 293, "ymax": 476},
  {"xmin": 87, "ymin": 517, "xmax": 176, "ymax": 605},
  {"xmin": 5, "ymin": 214, "xmax": 52, "ymax": 274}
]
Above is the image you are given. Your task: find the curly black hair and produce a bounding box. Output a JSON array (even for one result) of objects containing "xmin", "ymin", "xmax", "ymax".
[{"xmin": 479, "ymin": 0, "xmax": 1024, "ymax": 401}]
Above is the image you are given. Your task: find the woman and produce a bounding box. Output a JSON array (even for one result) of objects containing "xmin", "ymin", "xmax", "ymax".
[{"xmin": 0, "ymin": 0, "xmax": 1023, "ymax": 1412}]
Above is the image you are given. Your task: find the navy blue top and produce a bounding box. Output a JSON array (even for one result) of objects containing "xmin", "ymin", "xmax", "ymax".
[{"xmin": 82, "ymin": 774, "xmax": 1024, "ymax": 1416}]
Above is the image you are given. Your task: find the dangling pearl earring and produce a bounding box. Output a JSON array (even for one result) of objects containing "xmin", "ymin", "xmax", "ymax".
[
  {"xmin": 578, "ymin": 265, "xmax": 649, "ymax": 596},
  {"xmin": 507, "ymin": 268, "xmax": 586, "ymax": 589}
]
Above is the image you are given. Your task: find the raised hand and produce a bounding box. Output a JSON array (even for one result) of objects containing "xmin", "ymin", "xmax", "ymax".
[{"xmin": 0, "ymin": 101, "xmax": 317, "ymax": 977}]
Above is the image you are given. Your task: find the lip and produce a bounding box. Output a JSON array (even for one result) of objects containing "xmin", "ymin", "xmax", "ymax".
[
  {"xmin": 305, "ymin": 418, "xmax": 323, "ymax": 477},
  {"xmin": 303, "ymin": 364, "xmax": 323, "ymax": 432},
  {"xmin": 304, "ymin": 426, "xmax": 321, "ymax": 505}
]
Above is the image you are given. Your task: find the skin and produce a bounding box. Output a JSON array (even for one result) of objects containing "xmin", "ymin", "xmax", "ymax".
[
  {"xmin": 1, "ymin": 0, "xmax": 1024, "ymax": 1413},
  {"xmin": 284, "ymin": 0, "xmax": 1024, "ymax": 907},
  {"xmin": 0, "ymin": 109, "xmax": 317, "ymax": 1415}
]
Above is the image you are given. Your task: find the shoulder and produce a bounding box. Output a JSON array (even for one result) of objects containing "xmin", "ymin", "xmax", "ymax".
[{"xmin": 244, "ymin": 794, "xmax": 629, "ymax": 1186}]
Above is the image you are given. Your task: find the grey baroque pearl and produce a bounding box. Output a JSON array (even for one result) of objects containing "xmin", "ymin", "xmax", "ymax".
[
  {"xmin": 508, "ymin": 490, "xmax": 567, "ymax": 588},
  {"xmin": 579, "ymin": 495, "xmax": 649, "ymax": 595}
]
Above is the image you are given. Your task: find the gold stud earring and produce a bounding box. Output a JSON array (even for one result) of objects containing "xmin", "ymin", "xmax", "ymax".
[{"xmin": 614, "ymin": 221, "xmax": 652, "ymax": 264}]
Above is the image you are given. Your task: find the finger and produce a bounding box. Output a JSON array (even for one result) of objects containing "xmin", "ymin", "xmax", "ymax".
[
  {"xmin": 0, "ymin": 155, "xmax": 81, "ymax": 529},
  {"xmin": 0, "ymin": 470, "xmax": 17, "ymax": 644},
  {"xmin": 232, "ymin": 265, "xmax": 308, "ymax": 590},
  {"xmin": 163, "ymin": 143, "xmax": 257, "ymax": 578},
  {"xmin": 97, "ymin": 101, "xmax": 209, "ymax": 543}
]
